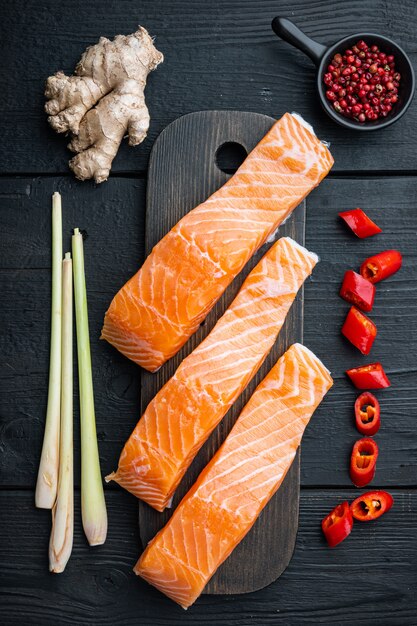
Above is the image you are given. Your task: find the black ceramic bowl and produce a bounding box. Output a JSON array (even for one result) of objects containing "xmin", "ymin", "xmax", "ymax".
[{"xmin": 272, "ymin": 17, "xmax": 415, "ymax": 131}]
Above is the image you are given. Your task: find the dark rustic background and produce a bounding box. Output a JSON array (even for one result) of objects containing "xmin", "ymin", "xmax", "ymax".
[{"xmin": 1, "ymin": 1, "xmax": 416, "ymax": 624}]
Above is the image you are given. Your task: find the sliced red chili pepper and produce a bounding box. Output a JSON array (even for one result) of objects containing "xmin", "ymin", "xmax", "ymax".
[
  {"xmin": 350, "ymin": 437, "xmax": 379, "ymax": 487},
  {"xmin": 346, "ymin": 362, "xmax": 391, "ymax": 389},
  {"xmin": 341, "ymin": 306, "xmax": 377, "ymax": 355},
  {"xmin": 351, "ymin": 491, "xmax": 393, "ymax": 522},
  {"xmin": 360, "ymin": 250, "xmax": 402, "ymax": 284},
  {"xmin": 339, "ymin": 208, "xmax": 382, "ymax": 238},
  {"xmin": 340, "ymin": 270, "xmax": 376, "ymax": 312},
  {"xmin": 321, "ymin": 501, "xmax": 353, "ymax": 547},
  {"xmin": 354, "ymin": 392, "xmax": 381, "ymax": 435}
]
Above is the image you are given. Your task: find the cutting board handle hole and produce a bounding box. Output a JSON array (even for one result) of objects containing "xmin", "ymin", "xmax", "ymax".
[{"xmin": 215, "ymin": 142, "xmax": 248, "ymax": 174}]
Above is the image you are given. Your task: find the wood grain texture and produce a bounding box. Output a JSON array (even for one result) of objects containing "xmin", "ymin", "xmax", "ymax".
[
  {"xmin": 138, "ymin": 111, "xmax": 306, "ymax": 594},
  {"xmin": 2, "ymin": 0, "xmax": 417, "ymax": 175},
  {"xmin": 0, "ymin": 489, "xmax": 416, "ymax": 625},
  {"xmin": 1, "ymin": 1, "xmax": 417, "ymax": 621},
  {"xmin": 0, "ymin": 177, "xmax": 146, "ymax": 488},
  {"xmin": 301, "ymin": 177, "xmax": 417, "ymax": 488},
  {"xmin": 1, "ymin": 176, "xmax": 416, "ymax": 490}
]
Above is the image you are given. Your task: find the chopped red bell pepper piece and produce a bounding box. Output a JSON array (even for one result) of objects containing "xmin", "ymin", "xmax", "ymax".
[
  {"xmin": 350, "ymin": 490, "xmax": 393, "ymax": 522},
  {"xmin": 350, "ymin": 437, "xmax": 379, "ymax": 487},
  {"xmin": 354, "ymin": 392, "xmax": 381, "ymax": 436},
  {"xmin": 346, "ymin": 362, "xmax": 391, "ymax": 389},
  {"xmin": 341, "ymin": 306, "xmax": 377, "ymax": 355},
  {"xmin": 339, "ymin": 208, "xmax": 382, "ymax": 238},
  {"xmin": 340, "ymin": 270, "xmax": 376, "ymax": 312},
  {"xmin": 360, "ymin": 250, "xmax": 402, "ymax": 284},
  {"xmin": 321, "ymin": 501, "xmax": 353, "ymax": 547}
]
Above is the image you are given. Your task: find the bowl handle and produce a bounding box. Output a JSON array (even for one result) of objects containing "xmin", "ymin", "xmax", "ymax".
[{"xmin": 272, "ymin": 17, "xmax": 327, "ymax": 66}]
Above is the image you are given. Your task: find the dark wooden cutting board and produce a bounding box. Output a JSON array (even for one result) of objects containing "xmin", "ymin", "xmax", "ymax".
[{"xmin": 138, "ymin": 111, "xmax": 306, "ymax": 595}]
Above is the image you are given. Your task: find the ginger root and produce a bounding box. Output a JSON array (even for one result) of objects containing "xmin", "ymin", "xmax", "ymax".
[{"xmin": 45, "ymin": 27, "xmax": 163, "ymax": 183}]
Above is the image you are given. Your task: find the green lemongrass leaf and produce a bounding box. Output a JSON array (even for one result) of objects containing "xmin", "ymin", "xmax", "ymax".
[
  {"xmin": 49, "ymin": 253, "xmax": 74, "ymax": 573},
  {"xmin": 72, "ymin": 228, "xmax": 107, "ymax": 546},
  {"xmin": 36, "ymin": 192, "xmax": 62, "ymax": 509}
]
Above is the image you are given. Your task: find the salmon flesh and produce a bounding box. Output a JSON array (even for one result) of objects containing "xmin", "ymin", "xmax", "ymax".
[
  {"xmin": 135, "ymin": 343, "xmax": 333, "ymax": 608},
  {"xmin": 101, "ymin": 113, "xmax": 333, "ymax": 371},
  {"xmin": 106, "ymin": 237, "xmax": 318, "ymax": 511}
]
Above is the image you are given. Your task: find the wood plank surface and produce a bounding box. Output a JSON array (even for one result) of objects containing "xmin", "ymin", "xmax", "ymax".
[
  {"xmin": 300, "ymin": 177, "xmax": 417, "ymax": 487},
  {"xmin": 0, "ymin": 489, "xmax": 415, "ymax": 625},
  {"xmin": 1, "ymin": 176, "xmax": 416, "ymax": 490},
  {"xmin": 138, "ymin": 111, "xmax": 305, "ymax": 594},
  {"xmin": 2, "ymin": 0, "xmax": 417, "ymax": 175},
  {"xmin": 0, "ymin": 177, "xmax": 146, "ymax": 488},
  {"xmin": 1, "ymin": 0, "xmax": 417, "ymax": 622}
]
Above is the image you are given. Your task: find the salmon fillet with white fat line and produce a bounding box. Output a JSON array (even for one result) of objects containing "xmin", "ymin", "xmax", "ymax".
[
  {"xmin": 106, "ymin": 237, "xmax": 318, "ymax": 510},
  {"xmin": 101, "ymin": 113, "xmax": 333, "ymax": 371},
  {"xmin": 135, "ymin": 343, "xmax": 333, "ymax": 608}
]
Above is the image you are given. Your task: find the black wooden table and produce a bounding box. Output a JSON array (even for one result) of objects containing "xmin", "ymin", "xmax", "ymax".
[{"xmin": 1, "ymin": 1, "xmax": 416, "ymax": 624}]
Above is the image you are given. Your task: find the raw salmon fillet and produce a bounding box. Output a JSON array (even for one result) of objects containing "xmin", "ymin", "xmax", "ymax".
[
  {"xmin": 135, "ymin": 343, "xmax": 333, "ymax": 608},
  {"xmin": 106, "ymin": 237, "xmax": 318, "ymax": 511},
  {"xmin": 101, "ymin": 113, "xmax": 333, "ymax": 371}
]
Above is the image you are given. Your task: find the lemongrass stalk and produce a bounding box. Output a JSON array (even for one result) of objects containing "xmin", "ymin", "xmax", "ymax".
[
  {"xmin": 36, "ymin": 192, "xmax": 62, "ymax": 509},
  {"xmin": 72, "ymin": 228, "xmax": 107, "ymax": 546},
  {"xmin": 49, "ymin": 253, "xmax": 74, "ymax": 573}
]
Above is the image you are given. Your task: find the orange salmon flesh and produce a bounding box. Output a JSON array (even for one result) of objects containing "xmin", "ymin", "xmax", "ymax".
[
  {"xmin": 135, "ymin": 343, "xmax": 333, "ymax": 608},
  {"xmin": 106, "ymin": 237, "xmax": 318, "ymax": 510},
  {"xmin": 101, "ymin": 113, "xmax": 333, "ymax": 371}
]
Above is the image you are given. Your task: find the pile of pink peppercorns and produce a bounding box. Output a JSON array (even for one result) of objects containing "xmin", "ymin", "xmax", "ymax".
[{"xmin": 324, "ymin": 40, "xmax": 401, "ymax": 121}]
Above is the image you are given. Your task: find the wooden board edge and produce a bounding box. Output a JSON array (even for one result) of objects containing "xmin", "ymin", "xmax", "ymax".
[{"xmin": 139, "ymin": 110, "xmax": 306, "ymax": 595}]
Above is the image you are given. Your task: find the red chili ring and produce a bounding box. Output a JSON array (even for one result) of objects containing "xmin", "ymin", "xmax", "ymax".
[
  {"xmin": 360, "ymin": 250, "xmax": 402, "ymax": 284},
  {"xmin": 354, "ymin": 392, "xmax": 381, "ymax": 435},
  {"xmin": 350, "ymin": 437, "xmax": 379, "ymax": 488},
  {"xmin": 351, "ymin": 491, "xmax": 393, "ymax": 521}
]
